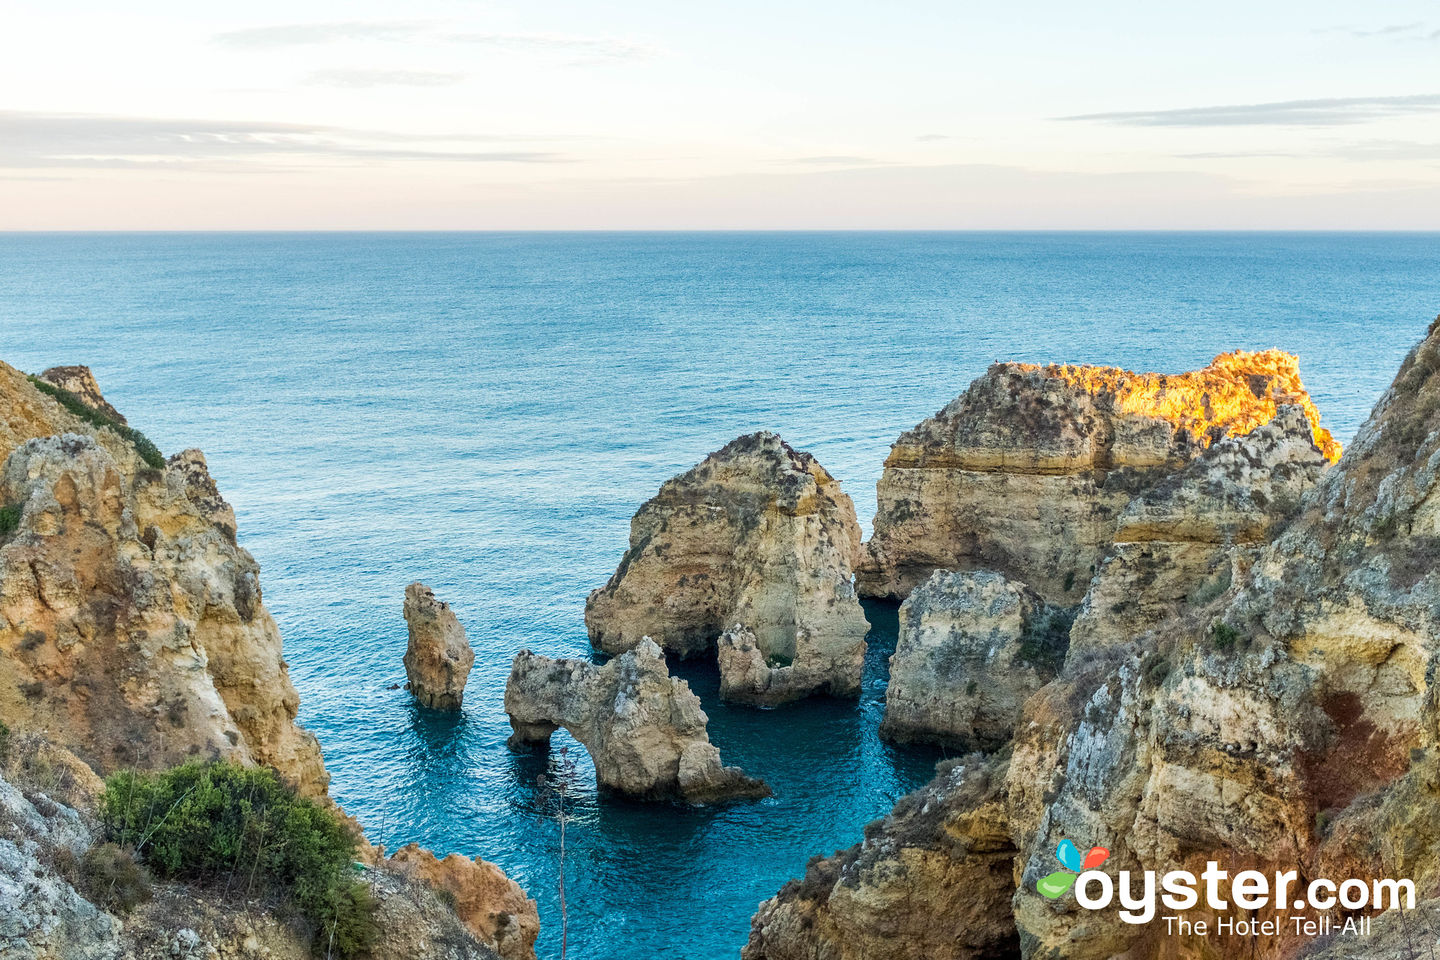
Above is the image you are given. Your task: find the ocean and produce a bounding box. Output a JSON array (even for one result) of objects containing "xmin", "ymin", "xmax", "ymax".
[{"xmin": 2, "ymin": 231, "xmax": 1437, "ymax": 959}]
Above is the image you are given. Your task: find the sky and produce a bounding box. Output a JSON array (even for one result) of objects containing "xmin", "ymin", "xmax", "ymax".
[{"xmin": 3, "ymin": 1, "xmax": 1440, "ymax": 229}]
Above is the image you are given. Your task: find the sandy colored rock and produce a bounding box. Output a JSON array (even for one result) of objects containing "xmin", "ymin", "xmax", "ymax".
[
  {"xmin": 504, "ymin": 639, "xmax": 769, "ymax": 804},
  {"xmin": 1068, "ymin": 403, "xmax": 1332, "ymax": 655},
  {"xmin": 586, "ymin": 431, "xmax": 868, "ymax": 704},
  {"xmin": 0, "ymin": 434, "xmax": 327, "ymax": 797},
  {"xmin": 389, "ymin": 844, "xmax": 539, "ymax": 960},
  {"xmin": 858, "ymin": 350, "xmax": 1339, "ymax": 604},
  {"xmin": 744, "ymin": 755, "xmax": 1017, "ymax": 960},
  {"xmin": 880, "ymin": 569, "xmax": 1069, "ymax": 750},
  {"xmin": 403, "ymin": 583, "xmax": 475, "ymax": 710},
  {"xmin": 36, "ymin": 366, "xmax": 127, "ymax": 425}
]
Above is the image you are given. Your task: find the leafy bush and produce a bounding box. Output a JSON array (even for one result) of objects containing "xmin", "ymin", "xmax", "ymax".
[
  {"xmin": 27, "ymin": 376, "xmax": 165, "ymax": 470},
  {"xmin": 0, "ymin": 503, "xmax": 19, "ymax": 537},
  {"xmin": 100, "ymin": 761, "xmax": 377, "ymax": 958},
  {"xmin": 1209, "ymin": 621, "xmax": 1244, "ymax": 650},
  {"xmin": 1019, "ymin": 605, "xmax": 1076, "ymax": 672}
]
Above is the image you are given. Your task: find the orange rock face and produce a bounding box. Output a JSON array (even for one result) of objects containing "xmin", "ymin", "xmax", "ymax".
[
  {"xmin": 859, "ymin": 349, "xmax": 1339, "ymax": 603},
  {"xmin": 389, "ymin": 844, "xmax": 541, "ymax": 960}
]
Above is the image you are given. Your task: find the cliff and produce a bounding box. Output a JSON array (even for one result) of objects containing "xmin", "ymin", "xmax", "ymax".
[
  {"xmin": 586, "ymin": 431, "xmax": 869, "ymax": 704},
  {"xmin": 403, "ymin": 582, "xmax": 476, "ymax": 710},
  {"xmin": 857, "ymin": 350, "xmax": 1339, "ymax": 603},
  {"xmin": 505, "ymin": 639, "xmax": 770, "ymax": 804},
  {"xmin": 0, "ymin": 363, "xmax": 539, "ymax": 960}
]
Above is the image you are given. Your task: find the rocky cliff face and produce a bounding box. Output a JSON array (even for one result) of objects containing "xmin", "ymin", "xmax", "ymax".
[
  {"xmin": 403, "ymin": 583, "xmax": 476, "ymax": 710},
  {"xmin": 585, "ymin": 431, "xmax": 868, "ymax": 704},
  {"xmin": 857, "ymin": 350, "xmax": 1340, "ymax": 604},
  {"xmin": 744, "ymin": 754, "xmax": 1018, "ymax": 960},
  {"xmin": 505, "ymin": 639, "xmax": 770, "ymax": 804},
  {"xmin": 880, "ymin": 570, "xmax": 1069, "ymax": 750},
  {"xmin": 389, "ymin": 844, "xmax": 540, "ymax": 960},
  {"xmin": 1068, "ymin": 403, "xmax": 1333, "ymax": 656},
  {"xmin": 0, "ymin": 363, "xmax": 539, "ymax": 959},
  {"xmin": 36, "ymin": 366, "xmax": 128, "ymax": 425}
]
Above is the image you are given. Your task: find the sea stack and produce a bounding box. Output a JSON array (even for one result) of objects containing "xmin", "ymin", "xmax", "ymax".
[
  {"xmin": 504, "ymin": 640, "xmax": 770, "ymax": 804},
  {"xmin": 857, "ymin": 350, "xmax": 1339, "ymax": 604},
  {"xmin": 403, "ymin": 582, "xmax": 475, "ymax": 710},
  {"xmin": 585, "ymin": 431, "xmax": 869, "ymax": 705}
]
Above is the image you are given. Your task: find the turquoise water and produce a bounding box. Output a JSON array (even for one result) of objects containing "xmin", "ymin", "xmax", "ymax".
[{"xmin": 1, "ymin": 232, "xmax": 1438, "ymax": 959}]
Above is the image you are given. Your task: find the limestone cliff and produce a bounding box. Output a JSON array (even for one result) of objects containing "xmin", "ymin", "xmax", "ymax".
[
  {"xmin": 880, "ymin": 570, "xmax": 1069, "ymax": 750},
  {"xmin": 1068, "ymin": 403, "xmax": 1333, "ymax": 655},
  {"xmin": 403, "ymin": 582, "xmax": 476, "ymax": 710},
  {"xmin": 858, "ymin": 350, "xmax": 1339, "ymax": 604},
  {"xmin": 585, "ymin": 431, "xmax": 868, "ymax": 704},
  {"xmin": 504, "ymin": 640, "xmax": 770, "ymax": 804},
  {"xmin": 36, "ymin": 366, "xmax": 128, "ymax": 425},
  {"xmin": 389, "ymin": 844, "xmax": 540, "ymax": 960},
  {"xmin": 744, "ymin": 754, "xmax": 1018, "ymax": 960}
]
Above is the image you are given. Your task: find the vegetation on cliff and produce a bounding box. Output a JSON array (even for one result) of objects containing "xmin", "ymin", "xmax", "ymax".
[{"xmin": 101, "ymin": 760, "xmax": 379, "ymax": 958}]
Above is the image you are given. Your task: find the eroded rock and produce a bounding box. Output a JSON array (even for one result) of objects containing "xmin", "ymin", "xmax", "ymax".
[
  {"xmin": 585, "ymin": 431, "xmax": 868, "ymax": 704},
  {"xmin": 858, "ymin": 350, "xmax": 1339, "ymax": 604},
  {"xmin": 403, "ymin": 583, "xmax": 476, "ymax": 710},
  {"xmin": 744, "ymin": 755, "xmax": 1017, "ymax": 960},
  {"xmin": 36, "ymin": 366, "xmax": 127, "ymax": 425},
  {"xmin": 880, "ymin": 570, "xmax": 1070, "ymax": 750},
  {"xmin": 504, "ymin": 639, "xmax": 770, "ymax": 804},
  {"xmin": 389, "ymin": 845, "xmax": 540, "ymax": 960}
]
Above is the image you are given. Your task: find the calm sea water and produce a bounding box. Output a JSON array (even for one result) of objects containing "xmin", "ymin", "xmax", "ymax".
[{"xmin": 2, "ymin": 232, "xmax": 1438, "ymax": 959}]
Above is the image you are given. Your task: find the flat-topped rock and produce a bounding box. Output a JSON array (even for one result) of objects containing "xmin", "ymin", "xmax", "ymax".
[
  {"xmin": 858, "ymin": 349, "xmax": 1339, "ymax": 604},
  {"xmin": 504, "ymin": 639, "xmax": 770, "ymax": 804},
  {"xmin": 586, "ymin": 431, "xmax": 868, "ymax": 704}
]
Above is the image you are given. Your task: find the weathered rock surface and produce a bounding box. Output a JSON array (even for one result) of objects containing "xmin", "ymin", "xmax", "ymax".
[
  {"xmin": 0, "ymin": 433, "xmax": 328, "ymax": 797},
  {"xmin": 585, "ymin": 431, "xmax": 868, "ymax": 704},
  {"xmin": 403, "ymin": 583, "xmax": 475, "ymax": 710},
  {"xmin": 880, "ymin": 570, "xmax": 1069, "ymax": 750},
  {"xmin": 858, "ymin": 350, "xmax": 1340, "ymax": 604},
  {"xmin": 389, "ymin": 844, "xmax": 540, "ymax": 960},
  {"xmin": 505, "ymin": 639, "xmax": 770, "ymax": 803},
  {"xmin": 37, "ymin": 366, "xmax": 128, "ymax": 424},
  {"xmin": 1068, "ymin": 403, "xmax": 1333, "ymax": 655},
  {"xmin": 1006, "ymin": 324, "xmax": 1440, "ymax": 958},
  {"xmin": 744, "ymin": 754, "xmax": 1018, "ymax": 960}
]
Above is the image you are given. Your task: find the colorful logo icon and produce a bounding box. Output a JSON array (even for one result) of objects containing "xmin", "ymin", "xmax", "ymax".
[{"xmin": 1037, "ymin": 839, "xmax": 1110, "ymax": 898}]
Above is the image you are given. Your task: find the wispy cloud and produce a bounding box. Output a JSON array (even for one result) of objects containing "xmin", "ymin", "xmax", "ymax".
[
  {"xmin": 0, "ymin": 111, "xmax": 568, "ymax": 169},
  {"xmin": 915, "ymin": 133, "xmax": 950, "ymax": 142},
  {"xmin": 781, "ymin": 155, "xmax": 886, "ymax": 166},
  {"xmin": 1058, "ymin": 94, "xmax": 1440, "ymax": 127},
  {"xmin": 214, "ymin": 21, "xmax": 427, "ymax": 47},
  {"xmin": 212, "ymin": 21, "xmax": 658, "ymax": 62},
  {"xmin": 1313, "ymin": 22, "xmax": 1437, "ymax": 41},
  {"xmin": 306, "ymin": 69, "xmax": 464, "ymax": 88}
]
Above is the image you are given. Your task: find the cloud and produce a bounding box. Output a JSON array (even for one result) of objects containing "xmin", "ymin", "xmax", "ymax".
[
  {"xmin": 915, "ymin": 134, "xmax": 950, "ymax": 142},
  {"xmin": 0, "ymin": 111, "xmax": 568, "ymax": 169},
  {"xmin": 214, "ymin": 21, "xmax": 427, "ymax": 47},
  {"xmin": 1058, "ymin": 94, "xmax": 1440, "ymax": 127},
  {"xmin": 446, "ymin": 32, "xmax": 657, "ymax": 61},
  {"xmin": 306, "ymin": 69, "xmax": 464, "ymax": 88},
  {"xmin": 1313, "ymin": 22, "xmax": 1435, "ymax": 40},
  {"xmin": 781, "ymin": 155, "xmax": 885, "ymax": 166}
]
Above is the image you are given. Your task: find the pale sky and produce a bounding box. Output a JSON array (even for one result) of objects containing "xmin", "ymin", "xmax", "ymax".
[{"xmin": 4, "ymin": 0, "xmax": 1440, "ymax": 228}]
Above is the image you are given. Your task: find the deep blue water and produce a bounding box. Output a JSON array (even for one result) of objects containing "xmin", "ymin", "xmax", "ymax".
[{"xmin": 1, "ymin": 232, "xmax": 1438, "ymax": 960}]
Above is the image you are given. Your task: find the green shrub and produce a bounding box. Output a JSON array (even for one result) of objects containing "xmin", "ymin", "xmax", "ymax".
[
  {"xmin": 1019, "ymin": 605, "xmax": 1076, "ymax": 672},
  {"xmin": 0, "ymin": 720, "xmax": 9, "ymax": 766},
  {"xmin": 27, "ymin": 376, "xmax": 165, "ymax": 470},
  {"xmin": 1141, "ymin": 651, "xmax": 1171, "ymax": 686},
  {"xmin": 1210, "ymin": 621, "xmax": 1244, "ymax": 650},
  {"xmin": 100, "ymin": 761, "xmax": 377, "ymax": 958},
  {"xmin": 0, "ymin": 503, "xmax": 20, "ymax": 538},
  {"xmin": 52, "ymin": 842, "xmax": 152, "ymax": 914}
]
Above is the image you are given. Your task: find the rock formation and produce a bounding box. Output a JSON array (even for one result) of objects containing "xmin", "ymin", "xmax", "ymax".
[
  {"xmin": 0, "ymin": 361, "xmax": 540, "ymax": 958},
  {"xmin": 403, "ymin": 583, "xmax": 476, "ymax": 710},
  {"xmin": 389, "ymin": 845, "xmax": 540, "ymax": 960},
  {"xmin": 857, "ymin": 350, "xmax": 1340, "ymax": 604},
  {"xmin": 750, "ymin": 319, "xmax": 1440, "ymax": 960},
  {"xmin": 880, "ymin": 570, "xmax": 1070, "ymax": 750},
  {"xmin": 505, "ymin": 639, "xmax": 770, "ymax": 804},
  {"xmin": 0, "ymin": 432, "xmax": 328, "ymax": 798},
  {"xmin": 744, "ymin": 754, "xmax": 1017, "ymax": 960},
  {"xmin": 1068, "ymin": 403, "xmax": 1333, "ymax": 655},
  {"xmin": 585, "ymin": 431, "xmax": 868, "ymax": 704},
  {"xmin": 36, "ymin": 365, "xmax": 128, "ymax": 424}
]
